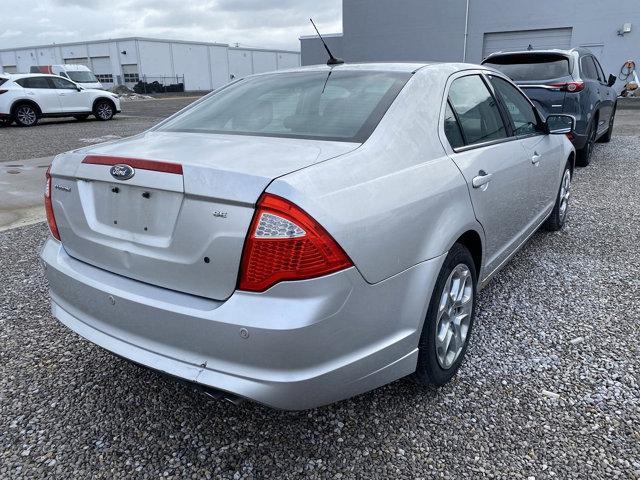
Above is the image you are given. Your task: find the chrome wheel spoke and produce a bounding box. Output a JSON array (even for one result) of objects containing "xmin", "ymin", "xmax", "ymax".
[{"xmin": 435, "ymin": 263, "xmax": 474, "ymax": 370}]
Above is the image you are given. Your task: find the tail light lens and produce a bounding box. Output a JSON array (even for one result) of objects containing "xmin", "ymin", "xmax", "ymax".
[
  {"xmin": 44, "ymin": 167, "xmax": 61, "ymax": 241},
  {"xmin": 0, "ymin": 89, "xmax": 8, "ymax": 95},
  {"xmin": 238, "ymin": 193, "xmax": 353, "ymax": 292},
  {"xmin": 550, "ymin": 81, "xmax": 585, "ymax": 92}
]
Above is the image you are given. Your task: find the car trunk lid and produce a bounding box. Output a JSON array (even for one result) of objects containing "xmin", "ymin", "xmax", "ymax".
[{"xmin": 50, "ymin": 131, "xmax": 358, "ymax": 300}]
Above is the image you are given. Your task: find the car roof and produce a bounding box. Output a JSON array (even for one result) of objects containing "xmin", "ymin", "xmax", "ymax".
[
  {"xmin": 6, "ymin": 73, "xmax": 68, "ymax": 80},
  {"xmin": 251, "ymin": 62, "xmax": 496, "ymax": 77},
  {"xmin": 483, "ymin": 48, "xmax": 590, "ymax": 60}
]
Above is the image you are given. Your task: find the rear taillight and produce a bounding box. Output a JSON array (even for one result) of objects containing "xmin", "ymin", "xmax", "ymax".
[
  {"xmin": 238, "ymin": 193, "xmax": 353, "ymax": 292},
  {"xmin": 0, "ymin": 89, "xmax": 7, "ymax": 95},
  {"xmin": 44, "ymin": 167, "xmax": 61, "ymax": 241},
  {"xmin": 550, "ymin": 81, "xmax": 585, "ymax": 92}
]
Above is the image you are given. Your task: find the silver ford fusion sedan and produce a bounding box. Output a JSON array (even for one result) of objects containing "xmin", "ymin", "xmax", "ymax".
[{"xmin": 41, "ymin": 63, "xmax": 575, "ymax": 410}]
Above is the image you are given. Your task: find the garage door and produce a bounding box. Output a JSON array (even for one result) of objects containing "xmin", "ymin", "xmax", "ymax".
[{"xmin": 482, "ymin": 28, "xmax": 573, "ymax": 60}]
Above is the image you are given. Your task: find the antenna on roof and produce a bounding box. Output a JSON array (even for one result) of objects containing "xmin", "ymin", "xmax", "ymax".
[{"xmin": 310, "ymin": 18, "xmax": 344, "ymax": 66}]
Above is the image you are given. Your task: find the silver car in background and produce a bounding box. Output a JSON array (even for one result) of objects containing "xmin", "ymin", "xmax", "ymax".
[{"xmin": 41, "ymin": 63, "xmax": 575, "ymax": 409}]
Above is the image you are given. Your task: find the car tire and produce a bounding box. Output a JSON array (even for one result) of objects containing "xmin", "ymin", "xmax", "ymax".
[
  {"xmin": 598, "ymin": 104, "xmax": 616, "ymax": 143},
  {"xmin": 93, "ymin": 100, "xmax": 114, "ymax": 121},
  {"xmin": 544, "ymin": 162, "xmax": 572, "ymax": 232},
  {"xmin": 412, "ymin": 243, "xmax": 477, "ymax": 386},
  {"xmin": 576, "ymin": 118, "xmax": 596, "ymax": 167},
  {"xmin": 74, "ymin": 114, "xmax": 90, "ymax": 121},
  {"xmin": 13, "ymin": 103, "xmax": 39, "ymax": 127}
]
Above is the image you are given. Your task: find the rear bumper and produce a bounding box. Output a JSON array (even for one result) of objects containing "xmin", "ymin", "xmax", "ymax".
[{"xmin": 41, "ymin": 238, "xmax": 443, "ymax": 410}]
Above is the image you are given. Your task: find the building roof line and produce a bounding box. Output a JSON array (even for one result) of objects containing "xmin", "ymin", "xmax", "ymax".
[{"xmin": 0, "ymin": 36, "xmax": 300, "ymax": 54}]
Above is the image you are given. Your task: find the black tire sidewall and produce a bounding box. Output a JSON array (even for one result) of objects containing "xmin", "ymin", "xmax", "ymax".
[
  {"xmin": 415, "ymin": 244, "xmax": 477, "ymax": 386},
  {"xmin": 544, "ymin": 162, "xmax": 571, "ymax": 231}
]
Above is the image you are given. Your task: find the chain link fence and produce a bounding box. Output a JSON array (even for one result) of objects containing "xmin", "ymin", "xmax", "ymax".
[{"xmin": 133, "ymin": 74, "xmax": 185, "ymax": 94}]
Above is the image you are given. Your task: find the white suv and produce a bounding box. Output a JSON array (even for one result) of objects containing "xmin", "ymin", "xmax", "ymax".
[{"xmin": 0, "ymin": 74, "xmax": 121, "ymax": 127}]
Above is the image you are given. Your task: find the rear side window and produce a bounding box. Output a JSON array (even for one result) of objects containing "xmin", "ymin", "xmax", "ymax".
[
  {"xmin": 580, "ymin": 56, "xmax": 599, "ymax": 80},
  {"xmin": 444, "ymin": 102, "xmax": 465, "ymax": 149},
  {"xmin": 484, "ymin": 54, "xmax": 570, "ymax": 81},
  {"xmin": 16, "ymin": 77, "xmax": 51, "ymax": 89},
  {"xmin": 0, "ymin": 78, "xmax": 6, "ymax": 86},
  {"xmin": 50, "ymin": 77, "xmax": 77, "ymax": 89},
  {"xmin": 448, "ymin": 75, "xmax": 507, "ymax": 146},
  {"xmin": 489, "ymin": 76, "xmax": 540, "ymax": 136}
]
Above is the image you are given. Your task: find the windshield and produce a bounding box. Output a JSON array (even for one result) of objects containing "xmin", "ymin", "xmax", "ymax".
[
  {"xmin": 67, "ymin": 71, "xmax": 98, "ymax": 83},
  {"xmin": 157, "ymin": 70, "xmax": 411, "ymax": 143},
  {"xmin": 484, "ymin": 54, "xmax": 571, "ymax": 81}
]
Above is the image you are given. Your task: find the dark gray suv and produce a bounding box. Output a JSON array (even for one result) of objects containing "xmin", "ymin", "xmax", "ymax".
[{"xmin": 483, "ymin": 48, "xmax": 617, "ymax": 166}]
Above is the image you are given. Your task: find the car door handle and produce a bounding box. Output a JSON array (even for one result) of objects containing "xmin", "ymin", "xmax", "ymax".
[
  {"xmin": 472, "ymin": 171, "xmax": 493, "ymax": 188},
  {"xmin": 531, "ymin": 152, "xmax": 541, "ymax": 164},
  {"xmin": 59, "ymin": 93, "xmax": 66, "ymax": 96}
]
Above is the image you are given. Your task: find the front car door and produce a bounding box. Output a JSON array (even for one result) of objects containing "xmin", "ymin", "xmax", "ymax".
[
  {"xmin": 592, "ymin": 56, "xmax": 614, "ymax": 134},
  {"xmin": 487, "ymin": 75, "xmax": 560, "ymax": 220},
  {"xmin": 442, "ymin": 73, "xmax": 534, "ymax": 277},
  {"xmin": 49, "ymin": 76, "xmax": 91, "ymax": 113},
  {"xmin": 16, "ymin": 76, "xmax": 62, "ymax": 113},
  {"xmin": 579, "ymin": 55, "xmax": 609, "ymax": 136}
]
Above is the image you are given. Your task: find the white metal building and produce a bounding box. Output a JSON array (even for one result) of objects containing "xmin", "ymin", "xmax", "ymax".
[{"xmin": 0, "ymin": 37, "xmax": 301, "ymax": 91}]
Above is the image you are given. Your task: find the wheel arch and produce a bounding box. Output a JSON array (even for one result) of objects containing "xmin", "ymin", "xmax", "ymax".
[
  {"xmin": 92, "ymin": 96, "xmax": 116, "ymax": 112},
  {"xmin": 10, "ymin": 99, "xmax": 42, "ymax": 117},
  {"xmin": 452, "ymin": 229, "xmax": 483, "ymax": 280}
]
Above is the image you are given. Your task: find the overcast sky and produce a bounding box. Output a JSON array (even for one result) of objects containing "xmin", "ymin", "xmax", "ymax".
[{"xmin": 0, "ymin": 0, "xmax": 342, "ymax": 51}]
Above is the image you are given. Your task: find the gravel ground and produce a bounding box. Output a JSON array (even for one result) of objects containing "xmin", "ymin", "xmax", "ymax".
[
  {"xmin": 0, "ymin": 97, "xmax": 201, "ymax": 162},
  {"xmin": 1, "ymin": 135, "xmax": 639, "ymax": 479}
]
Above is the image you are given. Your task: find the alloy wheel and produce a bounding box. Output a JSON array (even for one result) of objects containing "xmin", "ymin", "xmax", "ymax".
[
  {"xmin": 435, "ymin": 263, "xmax": 474, "ymax": 369},
  {"xmin": 97, "ymin": 103, "xmax": 113, "ymax": 120},
  {"xmin": 559, "ymin": 169, "xmax": 571, "ymax": 220},
  {"xmin": 16, "ymin": 106, "xmax": 36, "ymax": 126}
]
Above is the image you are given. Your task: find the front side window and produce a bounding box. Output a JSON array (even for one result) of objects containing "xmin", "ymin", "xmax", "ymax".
[
  {"xmin": 16, "ymin": 76, "xmax": 51, "ymax": 89},
  {"xmin": 158, "ymin": 70, "xmax": 411, "ymax": 143},
  {"xmin": 448, "ymin": 75, "xmax": 507, "ymax": 146},
  {"xmin": 67, "ymin": 71, "xmax": 98, "ymax": 83},
  {"xmin": 489, "ymin": 76, "xmax": 540, "ymax": 136},
  {"xmin": 580, "ymin": 56, "xmax": 599, "ymax": 80},
  {"xmin": 593, "ymin": 57, "xmax": 606, "ymax": 83},
  {"xmin": 50, "ymin": 77, "xmax": 77, "ymax": 89}
]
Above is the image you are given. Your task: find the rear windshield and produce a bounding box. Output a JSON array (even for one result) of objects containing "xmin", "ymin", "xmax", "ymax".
[
  {"xmin": 484, "ymin": 54, "xmax": 570, "ymax": 81},
  {"xmin": 157, "ymin": 70, "xmax": 411, "ymax": 143},
  {"xmin": 67, "ymin": 71, "xmax": 98, "ymax": 83}
]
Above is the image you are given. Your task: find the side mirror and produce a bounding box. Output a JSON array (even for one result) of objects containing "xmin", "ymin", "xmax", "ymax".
[
  {"xmin": 607, "ymin": 74, "xmax": 617, "ymax": 87},
  {"xmin": 76, "ymin": 86, "xmax": 83, "ymax": 92},
  {"xmin": 545, "ymin": 114, "xmax": 575, "ymax": 135}
]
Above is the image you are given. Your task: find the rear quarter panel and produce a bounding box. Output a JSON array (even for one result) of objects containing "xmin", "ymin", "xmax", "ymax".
[{"xmin": 268, "ymin": 67, "xmax": 484, "ymax": 284}]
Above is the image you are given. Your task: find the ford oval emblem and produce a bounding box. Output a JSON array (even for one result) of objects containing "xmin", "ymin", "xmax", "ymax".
[{"xmin": 110, "ymin": 164, "xmax": 135, "ymax": 181}]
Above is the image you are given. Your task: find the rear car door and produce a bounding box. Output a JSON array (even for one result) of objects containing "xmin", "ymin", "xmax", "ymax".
[
  {"xmin": 50, "ymin": 77, "xmax": 91, "ymax": 113},
  {"xmin": 488, "ymin": 75, "xmax": 560, "ymax": 220},
  {"xmin": 16, "ymin": 76, "xmax": 62, "ymax": 113},
  {"xmin": 443, "ymin": 73, "xmax": 534, "ymax": 275}
]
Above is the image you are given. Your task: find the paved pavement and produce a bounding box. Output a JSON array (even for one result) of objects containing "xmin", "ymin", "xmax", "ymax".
[
  {"xmin": 0, "ymin": 97, "xmax": 201, "ymax": 230},
  {"xmin": 0, "ymin": 96, "xmax": 202, "ymax": 162}
]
